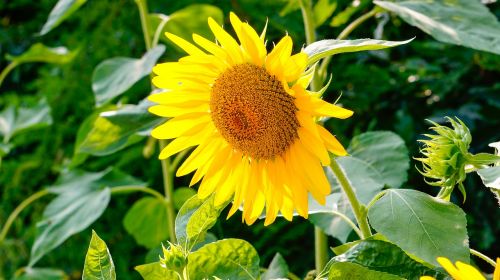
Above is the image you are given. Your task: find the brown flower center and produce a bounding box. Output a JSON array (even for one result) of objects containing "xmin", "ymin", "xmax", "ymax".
[{"xmin": 210, "ymin": 63, "xmax": 300, "ymax": 160}]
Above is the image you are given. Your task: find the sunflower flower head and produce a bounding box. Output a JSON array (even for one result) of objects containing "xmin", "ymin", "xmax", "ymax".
[
  {"xmin": 149, "ymin": 12, "xmax": 353, "ymax": 225},
  {"xmin": 416, "ymin": 117, "xmax": 472, "ymax": 200},
  {"xmin": 160, "ymin": 242, "xmax": 186, "ymax": 273}
]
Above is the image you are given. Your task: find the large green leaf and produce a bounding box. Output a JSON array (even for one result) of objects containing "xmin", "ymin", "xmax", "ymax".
[
  {"xmin": 304, "ymin": 38, "xmax": 413, "ymax": 65},
  {"xmin": 0, "ymin": 98, "xmax": 53, "ymax": 143},
  {"xmin": 261, "ymin": 253, "xmax": 289, "ymax": 280},
  {"xmin": 175, "ymin": 195, "xmax": 227, "ymax": 251},
  {"xmin": 123, "ymin": 197, "xmax": 169, "ymax": 249},
  {"xmin": 92, "ymin": 45, "xmax": 165, "ymax": 106},
  {"xmin": 6, "ymin": 43, "xmax": 77, "ymax": 64},
  {"xmin": 82, "ymin": 230, "xmax": 116, "ymax": 280},
  {"xmin": 12, "ymin": 268, "xmax": 67, "ymax": 280},
  {"xmin": 327, "ymin": 262, "xmax": 403, "ymax": 280},
  {"xmin": 76, "ymin": 100, "xmax": 162, "ymax": 156},
  {"xmin": 328, "ymin": 240, "xmax": 449, "ymax": 280},
  {"xmin": 149, "ymin": 5, "xmax": 223, "ymax": 46},
  {"xmin": 29, "ymin": 168, "xmax": 145, "ymax": 266},
  {"xmin": 187, "ymin": 239, "xmax": 260, "ymax": 280},
  {"xmin": 477, "ymin": 166, "xmax": 500, "ymax": 190},
  {"xmin": 368, "ymin": 189, "xmax": 469, "ymax": 266},
  {"xmin": 39, "ymin": 0, "xmax": 88, "ymax": 35},
  {"xmin": 173, "ymin": 187, "xmax": 197, "ymax": 210},
  {"xmin": 309, "ymin": 131, "xmax": 409, "ymax": 242},
  {"xmin": 135, "ymin": 262, "xmax": 177, "ymax": 280},
  {"xmin": 313, "ymin": 0, "xmax": 337, "ymax": 27},
  {"xmin": 374, "ymin": 0, "xmax": 500, "ymax": 55}
]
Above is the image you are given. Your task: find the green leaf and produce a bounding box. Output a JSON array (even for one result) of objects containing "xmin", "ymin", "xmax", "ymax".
[
  {"xmin": 327, "ymin": 262, "xmax": 404, "ymax": 280},
  {"xmin": 187, "ymin": 239, "xmax": 260, "ymax": 280},
  {"xmin": 304, "ymin": 38, "xmax": 413, "ymax": 65},
  {"xmin": 82, "ymin": 230, "xmax": 116, "ymax": 280},
  {"xmin": 92, "ymin": 45, "xmax": 165, "ymax": 106},
  {"xmin": 0, "ymin": 98, "xmax": 53, "ymax": 143},
  {"xmin": 374, "ymin": 0, "xmax": 500, "ymax": 55},
  {"xmin": 29, "ymin": 168, "xmax": 145, "ymax": 266},
  {"xmin": 477, "ymin": 166, "xmax": 500, "ymax": 190},
  {"xmin": 150, "ymin": 4, "xmax": 223, "ymax": 46},
  {"xmin": 123, "ymin": 197, "xmax": 169, "ymax": 249},
  {"xmin": 6, "ymin": 43, "xmax": 77, "ymax": 64},
  {"xmin": 175, "ymin": 195, "xmax": 227, "ymax": 251},
  {"xmin": 39, "ymin": 0, "xmax": 88, "ymax": 35},
  {"xmin": 313, "ymin": 0, "xmax": 337, "ymax": 27},
  {"xmin": 368, "ymin": 189, "xmax": 469, "ymax": 266},
  {"xmin": 329, "ymin": 240, "xmax": 450, "ymax": 280},
  {"xmin": 135, "ymin": 262, "xmax": 177, "ymax": 280},
  {"xmin": 173, "ymin": 187, "xmax": 197, "ymax": 210},
  {"xmin": 261, "ymin": 253, "xmax": 289, "ymax": 280},
  {"xmin": 76, "ymin": 100, "xmax": 162, "ymax": 156},
  {"xmin": 348, "ymin": 131, "xmax": 409, "ymax": 188},
  {"xmin": 13, "ymin": 268, "xmax": 67, "ymax": 280}
]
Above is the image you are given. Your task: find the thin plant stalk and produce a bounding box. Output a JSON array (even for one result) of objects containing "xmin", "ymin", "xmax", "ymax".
[
  {"xmin": 110, "ymin": 185, "xmax": 165, "ymax": 200},
  {"xmin": 470, "ymin": 248, "xmax": 496, "ymax": 268},
  {"xmin": 0, "ymin": 189, "xmax": 50, "ymax": 244},
  {"xmin": 0, "ymin": 61, "xmax": 19, "ymax": 89}
]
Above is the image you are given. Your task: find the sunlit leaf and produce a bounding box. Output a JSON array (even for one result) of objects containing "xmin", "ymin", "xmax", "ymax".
[
  {"xmin": 261, "ymin": 253, "xmax": 289, "ymax": 280},
  {"xmin": 92, "ymin": 45, "xmax": 165, "ymax": 106},
  {"xmin": 304, "ymin": 38, "xmax": 413, "ymax": 65},
  {"xmin": 29, "ymin": 168, "xmax": 145, "ymax": 266},
  {"xmin": 39, "ymin": 0, "xmax": 88, "ymax": 35},
  {"xmin": 313, "ymin": 0, "xmax": 337, "ymax": 27},
  {"xmin": 477, "ymin": 166, "xmax": 500, "ymax": 189},
  {"xmin": 374, "ymin": 0, "xmax": 500, "ymax": 55},
  {"xmin": 368, "ymin": 189, "xmax": 469, "ymax": 266},
  {"xmin": 327, "ymin": 262, "xmax": 403, "ymax": 280},
  {"xmin": 135, "ymin": 262, "xmax": 177, "ymax": 280},
  {"xmin": 187, "ymin": 239, "xmax": 260, "ymax": 280},
  {"xmin": 327, "ymin": 239, "xmax": 449, "ymax": 280},
  {"xmin": 82, "ymin": 230, "xmax": 116, "ymax": 280},
  {"xmin": 6, "ymin": 43, "xmax": 77, "ymax": 64},
  {"xmin": 123, "ymin": 197, "xmax": 169, "ymax": 249},
  {"xmin": 175, "ymin": 195, "xmax": 227, "ymax": 251},
  {"xmin": 12, "ymin": 267, "xmax": 66, "ymax": 280},
  {"xmin": 0, "ymin": 98, "xmax": 53, "ymax": 143}
]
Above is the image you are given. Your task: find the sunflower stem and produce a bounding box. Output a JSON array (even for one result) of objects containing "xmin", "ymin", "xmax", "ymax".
[
  {"xmin": 470, "ymin": 248, "xmax": 496, "ymax": 268},
  {"xmin": 160, "ymin": 139, "xmax": 177, "ymax": 243},
  {"xmin": 318, "ymin": 7, "xmax": 380, "ymax": 81},
  {"xmin": 134, "ymin": 0, "xmax": 152, "ymax": 51},
  {"xmin": 330, "ymin": 158, "xmax": 372, "ymax": 239},
  {"xmin": 0, "ymin": 189, "xmax": 50, "ymax": 244},
  {"xmin": 314, "ymin": 227, "xmax": 329, "ymax": 273}
]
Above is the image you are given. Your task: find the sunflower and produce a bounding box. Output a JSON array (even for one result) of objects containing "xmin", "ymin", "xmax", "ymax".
[
  {"xmin": 420, "ymin": 257, "xmax": 500, "ymax": 280},
  {"xmin": 149, "ymin": 12, "xmax": 353, "ymax": 225}
]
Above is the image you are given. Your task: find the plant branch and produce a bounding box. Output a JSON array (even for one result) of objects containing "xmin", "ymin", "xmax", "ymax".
[
  {"xmin": 134, "ymin": 0, "xmax": 152, "ymax": 51},
  {"xmin": 160, "ymin": 139, "xmax": 177, "ymax": 243},
  {"xmin": 110, "ymin": 185, "xmax": 164, "ymax": 200},
  {"xmin": 470, "ymin": 248, "xmax": 496, "ymax": 268},
  {"xmin": 0, "ymin": 61, "xmax": 19, "ymax": 89},
  {"xmin": 0, "ymin": 189, "xmax": 50, "ymax": 244},
  {"xmin": 314, "ymin": 227, "xmax": 329, "ymax": 273},
  {"xmin": 329, "ymin": 209, "xmax": 363, "ymax": 238},
  {"xmin": 330, "ymin": 158, "xmax": 372, "ymax": 238}
]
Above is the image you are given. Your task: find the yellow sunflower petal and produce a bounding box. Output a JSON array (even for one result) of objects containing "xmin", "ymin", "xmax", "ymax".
[
  {"xmin": 176, "ymin": 137, "xmax": 223, "ymax": 177},
  {"xmin": 494, "ymin": 258, "xmax": 500, "ymax": 280},
  {"xmin": 158, "ymin": 126, "xmax": 215, "ymax": 160},
  {"xmin": 192, "ymin": 33, "xmax": 229, "ymax": 61},
  {"xmin": 437, "ymin": 257, "xmax": 463, "ymax": 280},
  {"xmin": 148, "ymin": 103, "xmax": 209, "ymax": 118},
  {"xmin": 229, "ymin": 12, "xmax": 266, "ymax": 65},
  {"xmin": 165, "ymin": 32, "xmax": 205, "ymax": 56},
  {"xmin": 207, "ymin": 17, "xmax": 244, "ymax": 64},
  {"xmin": 265, "ymin": 35, "xmax": 293, "ymax": 79},
  {"xmin": 317, "ymin": 125, "xmax": 348, "ymax": 156},
  {"xmin": 151, "ymin": 113, "xmax": 210, "ymax": 140},
  {"xmin": 419, "ymin": 277, "xmax": 437, "ymax": 280},
  {"xmin": 283, "ymin": 52, "xmax": 308, "ymax": 82},
  {"xmin": 310, "ymin": 97, "xmax": 354, "ymax": 119},
  {"xmin": 455, "ymin": 261, "xmax": 485, "ymax": 280}
]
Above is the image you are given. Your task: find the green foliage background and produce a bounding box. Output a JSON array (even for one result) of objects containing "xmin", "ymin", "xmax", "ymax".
[{"xmin": 1, "ymin": 0, "xmax": 499, "ymax": 279}]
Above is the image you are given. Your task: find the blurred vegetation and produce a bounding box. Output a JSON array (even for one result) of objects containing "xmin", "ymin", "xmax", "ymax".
[{"xmin": 1, "ymin": 0, "xmax": 499, "ymax": 279}]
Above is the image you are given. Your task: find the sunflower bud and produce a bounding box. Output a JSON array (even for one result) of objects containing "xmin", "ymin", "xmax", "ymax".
[
  {"xmin": 416, "ymin": 117, "xmax": 472, "ymax": 200},
  {"xmin": 159, "ymin": 242, "xmax": 187, "ymax": 274}
]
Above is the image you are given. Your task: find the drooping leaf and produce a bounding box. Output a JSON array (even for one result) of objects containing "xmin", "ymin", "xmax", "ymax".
[
  {"xmin": 175, "ymin": 195, "xmax": 228, "ymax": 251},
  {"xmin": 368, "ymin": 189, "xmax": 469, "ymax": 266},
  {"xmin": 477, "ymin": 166, "xmax": 500, "ymax": 190},
  {"xmin": 348, "ymin": 131, "xmax": 409, "ymax": 188},
  {"xmin": 304, "ymin": 38, "xmax": 413, "ymax": 65},
  {"xmin": 150, "ymin": 4, "xmax": 223, "ymax": 47},
  {"xmin": 135, "ymin": 262, "xmax": 177, "ymax": 280},
  {"xmin": 187, "ymin": 239, "xmax": 260, "ymax": 280},
  {"xmin": 261, "ymin": 253, "xmax": 289, "ymax": 280},
  {"xmin": 173, "ymin": 187, "xmax": 197, "ymax": 210},
  {"xmin": 123, "ymin": 197, "xmax": 169, "ymax": 249},
  {"xmin": 0, "ymin": 98, "xmax": 53, "ymax": 143},
  {"xmin": 92, "ymin": 45, "xmax": 165, "ymax": 106},
  {"xmin": 82, "ymin": 230, "xmax": 116, "ymax": 280},
  {"xmin": 76, "ymin": 99, "xmax": 162, "ymax": 156},
  {"xmin": 329, "ymin": 240, "xmax": 450, "ymax": 280},
  {"xmin": 6, "ymin": 43, "xmax": 77, "ymax": 64},
  {"xmin": 29, "ymin": 168, "xmax": 145, "ymax": 266},
  {"xmin": 39, "ymin": 0, "xmax": 88, "ymax": 35},
  {"xmin": 374, "ymin": 0, "xmax": 500, "ymax": 55},
  {"xmin": 12, "ymin": 268, "xmax": 67, "ymax": 280},
  {"xmin": 327, "ymin": 262, "xmax": 404, "ymax": 280}
]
